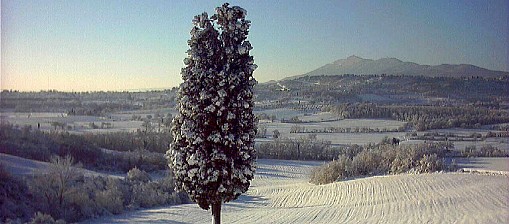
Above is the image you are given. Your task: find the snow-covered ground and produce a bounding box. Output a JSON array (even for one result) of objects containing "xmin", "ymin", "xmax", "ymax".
[
  {"xmin": 0, "ymin": 112, "xmax": 143, "ymax": 133},
  {"xmin": 260, "ymin": 118, "xmax": 408, "ymax": 145},
  {"xmin": 0, "ymin": 153, "xmax": 51, "ymax": 176},
  {"xmin": 0, "ymin": 153, "xmax": 124, "ymax": 178},
  {"xmin": 455, "ymin": 157, "xmax": 509, "ymax": 173},
  {"xmin": 84, "ymin": 159, "xmax": 509, "ymax": 224}
]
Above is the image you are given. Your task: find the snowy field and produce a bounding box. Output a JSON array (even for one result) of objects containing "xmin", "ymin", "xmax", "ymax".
[
  {"xmin": 261, "ymin": 117, "xmax": 408, "ymax": 145},
  {"xmin": 455, "ymin": 157, "xmax": 509, "ymax": 173},
  {"xmin": 84, "ymin": 159, "xmax": 509, "ymax": 224},
  {"xmin": 1, "ymin": 112, "xmax": 146, "ymax": 134},
  {"xmin": 415, "ymin": 128, "xmax": 509, "ymax": 151},
  {"xmin": 3, "ymin": 110, "xmax": 506, "ymax": 149},
  {"xmin": 403, "ymin": 137, "xmax": 509, "ymax": 152}
]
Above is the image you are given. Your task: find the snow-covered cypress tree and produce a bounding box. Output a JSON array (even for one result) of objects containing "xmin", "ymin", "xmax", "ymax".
[{"xmin": 168, "ymin": 4, "xmax": 257, "ymax": 224}]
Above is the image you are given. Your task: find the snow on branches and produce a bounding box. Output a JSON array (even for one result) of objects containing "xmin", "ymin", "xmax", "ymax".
[{"xmin": 168, "ymin": 3, "xmax": 257, "ymax": 211}]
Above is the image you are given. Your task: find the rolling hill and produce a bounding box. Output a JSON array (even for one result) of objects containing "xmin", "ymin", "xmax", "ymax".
[{"xmin": 85, "ymin": 159, "xmax": 509, "ymax": 223}]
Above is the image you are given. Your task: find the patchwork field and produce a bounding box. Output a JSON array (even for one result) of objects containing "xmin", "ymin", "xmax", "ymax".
[
  {"xmin": 0, "ymin": 112, "xmax": 143, "ymax": 133},
  {"xmin": 85, "ymin": 159, "xmax": 509, "ymax": 224},
  {"xmin": 3, "ymin": 110, "xmax": 507, "ymax": 150}
]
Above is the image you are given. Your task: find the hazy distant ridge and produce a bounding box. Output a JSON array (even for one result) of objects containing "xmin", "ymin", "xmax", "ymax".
[{"xmin": 290, "ymin": 55, "xmax": 509, "ymax": 79}]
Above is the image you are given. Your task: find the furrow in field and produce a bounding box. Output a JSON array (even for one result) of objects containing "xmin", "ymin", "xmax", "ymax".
[{"xmin": 84, "ymin": 159, "xmax": 509, "ymax": 224}]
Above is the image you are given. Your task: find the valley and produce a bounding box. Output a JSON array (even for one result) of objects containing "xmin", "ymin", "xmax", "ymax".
[{"xmin": 1, "ymin": 60, "xmax": 508, "ymax": 223}]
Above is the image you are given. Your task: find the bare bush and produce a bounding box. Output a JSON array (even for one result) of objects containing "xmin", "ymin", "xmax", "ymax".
[
  {"xmin": 29, "ymin": 212, "xmax": 64, "ymax": 224},
  {"xmin": 351, "ymin": 150, "xmax": 379, "ymax": 176},
  {"xmin": 416, "ymin": 154, "xmax": 444, "ymax": 173},
  {"xmin": 130, "ymin": 182, "xmax": 168, "ymax": 208},
  {"xmin": 28, "ymin": 155, "xmax": 83, "ymax": 220},
  {"xmin": 24, "ymin": 156, "xmax": 185, "ymax": 222},
  {"xmin": 95, "ymin": 187, "xmax": 124, "ymax": 214},
  {"xmin": 0, "ymin": 164, "xmax": 35, "ymax": 222},
  {"xmin": 310, "ymin": 156, "xmax": 351, "ymax": 185},
  {"xmin": 126, "ymin": 167, "xmax": 151, "ymax": 183}
]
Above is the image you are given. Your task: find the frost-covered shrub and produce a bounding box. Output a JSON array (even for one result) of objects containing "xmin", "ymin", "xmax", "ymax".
[
  {"xmin": 126, "ymin": 167, "xmax": 151, "ymax": 183},
  {"xmin": 390, "ymin": 154, "xmax": 413, "ymax": 174},
  {"xmin": 126, "ymin": 172, "xmax": 186, "ymax": 209},
  {"xmin": 3, "ymin": 162, "xmax": 183, "ymax": 222},
  {"xmin": 28, "ymin": 155, "xmax": 83, "ymax": 220},
  {"xmin": 310, "ymin": 142, "xmax": 450, "ymax": 185},
  {"xmin": 130, "ymin": 182, "xmax": 168, "ymax": 208},
  {"xmin": 95, "ymin": 187, "xmax": 124, "ymax": 215},
  {"xmin": 64, "ymin": 188, "xmax": 96, "ymax": 222},
  {"xmin": 310, "ymin": 156, "xmax": 352, "ymax": 185},
  {"xmin": 29, "ymin": 212, "xmax": 64, "ymax": 224},
  {"xmin": 416, "ymin": 154, "xmax": 444, "ymax": 173},
  {"xmin": 309, "ymin": 165, "xmax": 335, "ymax": 185},
  {"xmin": 351, "ymin": 150, "xmax": 379, "ymax": 176},
  {"xmin": 377, "ymin": 145, "xmax": 396, "ymax": 173},
  {"xmin": 0, "ymin": 166, "xmax": 35, "ymax": 223}
]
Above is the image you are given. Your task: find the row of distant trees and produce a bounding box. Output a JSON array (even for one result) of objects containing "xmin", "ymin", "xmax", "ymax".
[
  {"xmin": 288, "ymin": 124, "xmax": 407, "ymax": 134},
  {"xmin": 83, "ymin": 129, "xmax": 172, "ymax": 154},
  {"xmin": 325, "ymin": 103, "xmax": 509, "ymax": 131},
  {"xmin": 256, "ymin": 134, "xmax": 391, "ymax": 161},
  {"xmin": 256, "ymin": 135, "xmax": 339, "ymax": 160},
  {"xmin": 407, "ymin": 130, "xmax": 509, "ymax": 141},
  {"xmin": 0, "ymin": 90, "xmax": 177, "ymax": 114}
]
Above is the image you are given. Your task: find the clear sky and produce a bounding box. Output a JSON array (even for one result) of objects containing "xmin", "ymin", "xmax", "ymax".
[{"xmin": 1, "ymin": 0, "xmax": 508, "ymax": 92}]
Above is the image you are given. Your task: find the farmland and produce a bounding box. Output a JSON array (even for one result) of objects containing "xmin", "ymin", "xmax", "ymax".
[{"xmin": 1, "ymin": 75, "xmax": 508, "ymax": 223}]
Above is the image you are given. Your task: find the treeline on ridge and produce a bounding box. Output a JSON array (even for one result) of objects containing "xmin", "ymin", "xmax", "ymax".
[{"xmin": 0, "ymin": 89, "xmax": 177, "ymax": 115}]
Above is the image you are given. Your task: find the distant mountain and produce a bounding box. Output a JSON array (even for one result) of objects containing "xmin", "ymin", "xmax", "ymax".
[{"xmin": 288, "ymin": 55, "xmax": 509, "ymax": 79}]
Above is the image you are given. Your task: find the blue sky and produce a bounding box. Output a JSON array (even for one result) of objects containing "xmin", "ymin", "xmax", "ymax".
[{"xmin": 1, "ymin": 0, "xmax": 508, "ymax": 91}]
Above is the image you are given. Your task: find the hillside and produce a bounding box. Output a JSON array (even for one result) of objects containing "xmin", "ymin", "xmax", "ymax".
[
  {"xmin": 0, "ymin": 153, "xmax": 122, "ymax": 178},
  {"xmin": 256, "ymin": 74, "xmax": 509, "ymax": 107},
  {"xmin": 289, "ymin": 55, "xmax": 509, "ymax": 79},
  {"xmin": 85, "ymin": 159, "xmax": 509, "ymax": 223}
]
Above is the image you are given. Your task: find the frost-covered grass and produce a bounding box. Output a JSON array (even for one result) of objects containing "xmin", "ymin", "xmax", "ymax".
[{"xmin": 260, "ymin": 118, "xmax": 407, "ymax": 145}]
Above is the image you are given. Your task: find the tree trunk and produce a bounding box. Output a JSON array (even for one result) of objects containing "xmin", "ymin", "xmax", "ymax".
[{"xmin": 212, "ymin": 202, "xmax": 221, "ymax": 224}]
